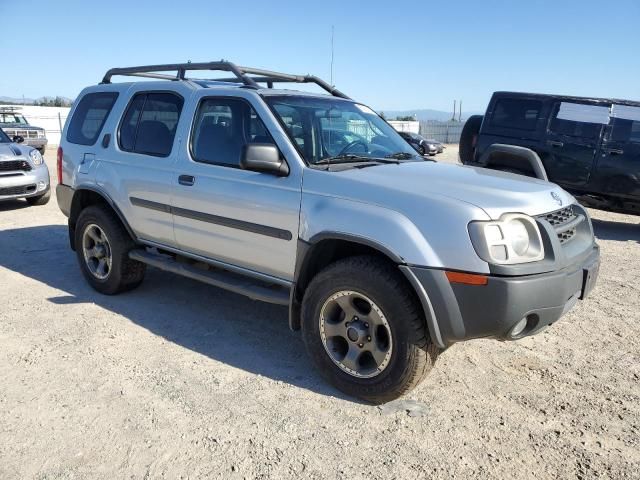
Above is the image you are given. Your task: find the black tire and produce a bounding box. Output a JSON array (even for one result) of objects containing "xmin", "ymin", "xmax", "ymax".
[
  {"xmin": 301, "ymin": 255, "xmax": 439, "ymax": 403},
  {"xmin": 38, "ymin": 147, "xmax": 46, "ymax": 155},
  {"xmin": 26, "ymin": 189, "xmax": 51, "ymax": 206},
  {"xmin": 75, "ymin": 205, "xmax": 145, "ymax": 295},
  {"xmin": 459, "ymin": 114, "xmax": 483, "ymax": 164}
]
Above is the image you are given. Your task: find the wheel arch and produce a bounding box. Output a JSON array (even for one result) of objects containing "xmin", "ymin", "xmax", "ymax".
[
  {"xmin": 68, "ymin": 186, "xmax": 137, "ymax": 250},
  {"xmin": 289, "ymin": 233, "xmax": 409, "ymax": 330}
]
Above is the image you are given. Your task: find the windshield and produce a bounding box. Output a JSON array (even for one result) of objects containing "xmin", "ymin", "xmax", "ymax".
[
  {"xmin": 0, "ymin": 128, "xmax": 10, "ymax": 143},
  {"xmin": 0, "ymin": 113, "xmax": 28, "ymax": 124},
  {"xmin": 264, "ymin": 96, "xmax": 418, "ymax": 164}
]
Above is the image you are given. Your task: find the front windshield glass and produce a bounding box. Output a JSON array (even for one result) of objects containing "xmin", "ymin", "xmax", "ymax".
[
  {"xmin": 264, "ymin": 96, "xmax": 418, "ymax": 164},
  {"xmin": 0, "ymin": 128, "xmax": 10, "ymax": 143},
  {"xmin": 0, "ymin": 113, "xmax": 28, "ymax": 124}
]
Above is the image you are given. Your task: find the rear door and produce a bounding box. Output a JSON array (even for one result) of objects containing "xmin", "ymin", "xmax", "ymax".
[
  {"xmin": 594, "ymin": 104, "xmax": 640, "ymax": 200},
  {"xmin": 96, "ymin": 86, "xmax": 190, "ymax": 246},
  {"xmin": 543, "ymin": 101, "xmax": 610, "ymax": 187}
]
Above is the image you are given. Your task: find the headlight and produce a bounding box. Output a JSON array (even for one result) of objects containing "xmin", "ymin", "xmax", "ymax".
[
  {"xmin": 29, "ymin": 149, "xmax": 44, "ymax": 166},
  {"xmin": 468, "ymin": 214, "xmax": 544, "ymax": 265}
]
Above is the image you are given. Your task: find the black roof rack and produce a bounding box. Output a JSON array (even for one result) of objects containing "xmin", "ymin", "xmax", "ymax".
[{"xmin": 101, "ymin": 60, "xmax": 350, "ymax": 99}]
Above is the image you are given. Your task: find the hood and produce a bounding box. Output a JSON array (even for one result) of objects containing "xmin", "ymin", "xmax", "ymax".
[
  {"xmin": 306, "ymin": 161, "xmax": 574, "ymax": 219},
  {"xmin": 0, "ymin": 142, "xmax": 27, "ymax": 160}
]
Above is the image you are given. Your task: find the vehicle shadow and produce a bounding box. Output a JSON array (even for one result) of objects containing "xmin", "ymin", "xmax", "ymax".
[
  {"xmin": 0, "ymin": 224, "xmax": 356, "ymax": 402},
  {"xmin": 0, "ymin": 199, "xmax": 30, "ymax": 212},
  {"xmin": 592, "ymin": 218, "xmax": 640, "ymax": 243}
]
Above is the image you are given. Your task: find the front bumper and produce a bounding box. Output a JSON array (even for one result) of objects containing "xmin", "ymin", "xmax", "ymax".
[
  {"xmin": 402, "ymin": 244, "xmax": 600, "ymax": 348},
  {"xmin": 0, "ymin": 165, "xmax": 50, "ymax": 200},
  {"xmin": 25, "ymin": 138, "xmax": 48, "ymax": 150}
]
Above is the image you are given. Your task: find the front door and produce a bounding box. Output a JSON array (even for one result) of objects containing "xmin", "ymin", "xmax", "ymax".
[
  {"xmin": 543, "ymin": 101, "xmax": 609, "ymax": 187},
  {"xmin": 171, "ymin": 95, "xmax": 302, "ymax": 281}
]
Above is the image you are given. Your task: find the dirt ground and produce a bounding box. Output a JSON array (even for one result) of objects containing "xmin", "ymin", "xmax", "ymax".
[{"xmin": 1, "ymin": 147, "xmax": 639, "ymax": 479}]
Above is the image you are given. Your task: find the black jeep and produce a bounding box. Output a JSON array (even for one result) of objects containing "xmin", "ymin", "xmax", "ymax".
[{"xmin": 460, "ymin": 91, "xmax": 640, "ymax": 215}]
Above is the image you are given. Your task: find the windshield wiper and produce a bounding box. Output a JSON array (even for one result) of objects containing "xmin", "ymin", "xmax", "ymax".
[
  {"xmin": 315, "ymin": 154, "xmax": 399, "ymax": 165},
  {"xmin": 385, "ymin": 152, "xmax": 416, "ymax": 160}
]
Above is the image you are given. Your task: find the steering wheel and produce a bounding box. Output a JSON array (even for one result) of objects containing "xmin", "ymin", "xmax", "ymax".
[{"xmin": 338, "ymin": 140, "xmax": 368, "ymax": 156}]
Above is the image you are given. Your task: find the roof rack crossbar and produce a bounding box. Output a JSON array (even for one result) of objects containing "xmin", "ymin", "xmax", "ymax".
[{"xmin": 100, "ymin": 61, "xmax": 350, "ymax": 99}]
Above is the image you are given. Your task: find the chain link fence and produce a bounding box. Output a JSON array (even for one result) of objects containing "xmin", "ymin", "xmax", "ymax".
[{"xmin": 419, "ymin": 121, "xmax": 464, "ymax": 144}]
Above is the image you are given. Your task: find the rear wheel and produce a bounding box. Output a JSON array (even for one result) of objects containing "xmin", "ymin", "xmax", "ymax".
[
  {"xmin": 26, "ymin": 189, "xmax": 50, "ymax": 206},
  {"xmin": 75, "ymin": 205, "xmax": 145, "ymax": 295},
  {"xmin": 301, "ymin": 255, "xmax": 438, "ymax": 403},
  {"xmin": 459, "ymin": 115, "xmax": 483, "ymax": 164}
]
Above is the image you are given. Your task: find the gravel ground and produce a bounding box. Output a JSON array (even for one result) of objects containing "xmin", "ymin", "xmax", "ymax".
[{"xmin": 0, "ymin": 148, "xmax": 638, "ymax": 479}]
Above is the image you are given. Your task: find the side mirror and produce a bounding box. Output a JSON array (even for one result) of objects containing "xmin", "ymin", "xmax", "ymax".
[
  {"xmin": 12, "ymin": 135, "xmax": 24, "ymax": 144},
  {"xmin": 240, "ymin": 144, "xmax": 289, "ymax": 176}
]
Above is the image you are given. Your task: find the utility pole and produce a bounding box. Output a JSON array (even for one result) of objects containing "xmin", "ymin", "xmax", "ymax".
[
  {"xmin": 451, "ymin": 100, "xmax": 456, "ymax": 121},
  {"xmin": 330, "ymin": 25, "xmax": 335, "ymax": 86},
  {"xmin": 459, "ymin": 100, "xmax": 462, "ymax": 122}
]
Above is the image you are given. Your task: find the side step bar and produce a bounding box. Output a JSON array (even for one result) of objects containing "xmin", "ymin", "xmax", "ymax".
[{"xmin": 129, "ymin": 249, "xmax": 290, "ymax": 305}]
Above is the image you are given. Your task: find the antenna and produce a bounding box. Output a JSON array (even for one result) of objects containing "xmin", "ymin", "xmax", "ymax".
[{"xmin": 330, "ymin": 25, "xmax": 335, "ymax": 85}]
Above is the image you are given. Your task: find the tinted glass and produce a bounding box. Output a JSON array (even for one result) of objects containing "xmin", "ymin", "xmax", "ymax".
[
  {"xmin": 67, "ymin": 92, "xmax": 118, "ymax": 145},
  {"xmin": 490, "ymin": 98, "xmax": 542, "ymax": 131},
  {"xmin": 191, "ymin": 98, "xmax": 275, "ymax": 167},
  {"xmin": 549, "ymin": 103, "xmax": 602, "ymax": 139},
  {"xmin": 0, "ymin": 128, "xmax": 10, "ymax": 143},
  {"xmin": 119, "ymin": 92, "xmax": 183, "ymax": 157},
  {"xmin": 611, "ymin": 118, "xmax": 640, "ymax": 143},
  {"xmin": 119, "ymin": 95, "xmax": 145, "ymax": 151}
]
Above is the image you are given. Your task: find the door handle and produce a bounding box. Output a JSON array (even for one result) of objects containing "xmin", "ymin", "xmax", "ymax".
[
  {"xmin": 603, "ymin": 148, "xmax": 624, "ymax": 155},
  {"xmin": 547, "ymin": 140, "xmax": 564, "ymax": 148},
  {"xmin": 178, "ymin": 175, "xmax": 195, "ymax": 186}
]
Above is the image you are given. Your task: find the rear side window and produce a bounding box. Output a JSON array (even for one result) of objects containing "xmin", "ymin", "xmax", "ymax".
[
  {"xmin": 549, "ymin": 102, "xmax": 608, "ymax": 140},
  {"xmin": 490, "ymin": 98, "xmax": 542, "ymax": 131},
  {"xmin": 118, "ymin": 92, "xmax": 183, "ymax": 157},
  {"xmin": 67, "ymin": 92, "xmax": 118, "ymax": 145}
]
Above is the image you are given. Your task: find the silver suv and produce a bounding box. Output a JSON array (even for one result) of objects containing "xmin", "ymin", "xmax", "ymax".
[
  {"xmin": 56, "ymin": 62, "xmax": 600, "ymax": 403},
  {"xmin": 0, "ymin": 107, "xmax": 48, "ymax": 154}
]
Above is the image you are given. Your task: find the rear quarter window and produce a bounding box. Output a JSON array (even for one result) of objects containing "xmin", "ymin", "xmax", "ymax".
[
  {"xmin": 490, "ymin": 98, "xmax": 542, "ymax": 131},
  {"xmin": 67, "ymin": 92, "xmax": 119, "ymax": 145},
  {"xmin": 549, "ymin": 102, "xmax": 608, "ymax": 139}
]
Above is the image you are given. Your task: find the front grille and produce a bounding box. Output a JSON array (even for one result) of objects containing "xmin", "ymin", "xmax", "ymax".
[
  {"xmin": 537, "ymin": 205, "xmax": 581, "ymax": 245},
  {"xmin": 541, "ymin": 206, "xmax": 574, "ymax": 226},
  {"xmin": 0, "ymin": 184, "xmax": 36, "ymax": 196},
  {"xmin": 0, "ymin": 160, "xmax": 31, "ymax": 172},
  {"xmin": 558, "ymin": 228, "xmax": 576, "ymax": 244}
]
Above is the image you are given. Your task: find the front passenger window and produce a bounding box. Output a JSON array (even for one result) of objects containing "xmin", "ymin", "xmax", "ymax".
[{"xmin": 191, "ymin": 98, "xmax": 275, "ymax": 167}]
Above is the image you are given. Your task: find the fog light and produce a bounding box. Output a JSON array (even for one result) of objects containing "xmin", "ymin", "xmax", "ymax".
[
  {"xmin": 511, "ymin": 317, "xmax": 528, "ymax": 337},
  {"xmin": 37, "ymin": 181, "xmax": 46, "ymax": 191}
]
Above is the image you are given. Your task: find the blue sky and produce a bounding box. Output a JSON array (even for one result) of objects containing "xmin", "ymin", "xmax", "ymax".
[{"xmin": 1, "ymin": 0, "xmax": 639, "ymax": 113}]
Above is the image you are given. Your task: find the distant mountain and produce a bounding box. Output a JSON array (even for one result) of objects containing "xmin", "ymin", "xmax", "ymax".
[
  {"xmin": 380, "ymin": 108, "xmax": 480, "ymax": 122},
  {"xmin": 0, "ymin": 95, "xmax": 74, "ymax": 106}
]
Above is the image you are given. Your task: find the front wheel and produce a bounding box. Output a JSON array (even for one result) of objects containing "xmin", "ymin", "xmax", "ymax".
[{"xmin": 301, "ymin": 256, "xmax": 438, "ymax": 403}]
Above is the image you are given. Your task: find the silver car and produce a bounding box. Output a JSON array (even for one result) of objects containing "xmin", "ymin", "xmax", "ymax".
[
  {"xmin": 0, "ymin": 128, "xmax": 50, "ymax": 205},
  {"xmin": 56, "ymin": 62, "xmax": 600, "ymax": 403}
]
